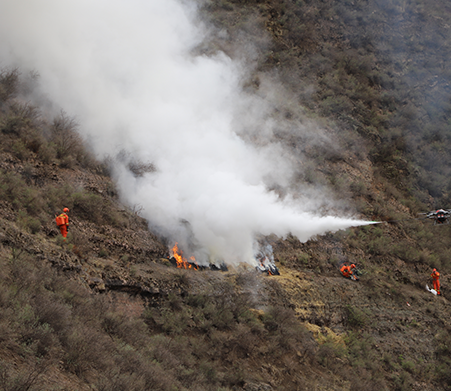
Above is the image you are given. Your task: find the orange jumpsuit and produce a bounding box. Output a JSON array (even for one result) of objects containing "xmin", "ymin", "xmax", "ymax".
[
  {"xmin": 57, "ymin": 213, "xmax": 69, "ymax": 239},
  {"xmin": 341, "ymin": 265, "xmax": 352, "ymax": 278},
  {"xmin": 431, "ymin": 270, "xmax": 440, "ymax": 295}
]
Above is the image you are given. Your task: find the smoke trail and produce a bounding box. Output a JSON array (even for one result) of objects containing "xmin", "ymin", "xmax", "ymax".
[{"xmin": 0, "ymin": 0, "xmax": 373, "ymax": 265}]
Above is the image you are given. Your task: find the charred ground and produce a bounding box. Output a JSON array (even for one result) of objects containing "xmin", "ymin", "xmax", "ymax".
[{"xmin": 1, "ymin": 0, "xmax": 451, "ymax": 390}]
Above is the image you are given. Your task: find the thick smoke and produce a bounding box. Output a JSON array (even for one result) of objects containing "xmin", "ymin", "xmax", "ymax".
[{"xmin": 0, "ymin": 0, "xmax": 374, "ymax": 265}]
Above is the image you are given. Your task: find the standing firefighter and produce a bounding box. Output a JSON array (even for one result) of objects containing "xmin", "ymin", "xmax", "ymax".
[
  {"xmin": 431, "ymin": 268, "xmax": 441, "ymax": 295},
  {"xmin": 55, "ymin": 207, "xmax": 69, "ymax": 240}
]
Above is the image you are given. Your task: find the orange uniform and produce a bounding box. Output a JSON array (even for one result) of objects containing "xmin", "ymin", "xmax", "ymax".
[
  {"xmin": 431, "ymin": 269, "xmax": 440, "ymax": 295},
  {"xmin": 341, "ymin": 264, "xmax": 352, "ymax": 278},
  {"xmin": 56, "ymin": 208, "xmax": 69, "ymax": 239}
]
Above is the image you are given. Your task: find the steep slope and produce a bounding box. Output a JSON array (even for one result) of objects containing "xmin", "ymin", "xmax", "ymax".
[
  {"xmin": 1, "ymin": 89, "xmax": 450, "ymax": 391},
  {"xmin": 1, "ymin": 1, "xmax": 451, "ymax": 391}
]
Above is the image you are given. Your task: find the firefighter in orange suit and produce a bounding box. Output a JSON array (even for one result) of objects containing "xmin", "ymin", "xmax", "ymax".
[
  {"xmin": 341, "ymin": 264, "xmax": 352, "ymax": 278},
  {"xmin": 56, "ymin": 207, "xmax": 70, "ymax": 240},
  {"xmin": 431, "ymin": 268, "xmax": 441, "ymax": 295}
]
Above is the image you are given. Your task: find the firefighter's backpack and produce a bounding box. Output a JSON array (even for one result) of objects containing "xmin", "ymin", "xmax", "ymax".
[{"xmin": 55, "ymin": 214, "xmax": 66, "ymax": 226}]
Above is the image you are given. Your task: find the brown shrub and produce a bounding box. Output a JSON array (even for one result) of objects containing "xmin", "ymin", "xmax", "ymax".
[
  {"xmin": 101, "ymin": 311, "xmax": 148, "ymax": 347},
  {"xmin": 33, "ymin": 293, "xmax": 72, "ymax": 336},
  {"xmin": 49, "ymin": 111, "xmax": 82, "ymax": 159},
  {"xmin": 0, "ymin": 67, "xmax": 20, "ymax": 103},
  {"xmin": 62, "ymin": 326, "xmax": 111, "ymax": 377}
]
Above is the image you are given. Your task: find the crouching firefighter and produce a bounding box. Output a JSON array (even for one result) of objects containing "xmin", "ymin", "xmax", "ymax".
[
  {"xmin": 341, "ymin": 263, "xmax": 358, "ymax": 281},
  {"xmin": 55, "ymin": 207, "xmax": 70, "ymax": 240}
]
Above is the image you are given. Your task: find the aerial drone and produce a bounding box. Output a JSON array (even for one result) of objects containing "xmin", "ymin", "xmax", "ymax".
[{"xmin": 419, "ymin": 209, "xmax": 451, "ymax": 225}]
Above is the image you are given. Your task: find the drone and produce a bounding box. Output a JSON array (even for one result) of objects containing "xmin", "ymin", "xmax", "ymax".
[{"xmin": 419, "ymin": 209, "xmax": 451, "ymax": 225}]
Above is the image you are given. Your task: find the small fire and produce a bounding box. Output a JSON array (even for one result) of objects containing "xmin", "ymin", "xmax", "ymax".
[
  {"xmin": 266, "ymin": 262, "xmax": 273, "ymax": 276},
  {"xmin": 255, "ymin": 246, "xmax": 280, "ymax": 276},
  {"xmin": 171, "ymin": 242, "xmax": 198, "ymax": 270}
]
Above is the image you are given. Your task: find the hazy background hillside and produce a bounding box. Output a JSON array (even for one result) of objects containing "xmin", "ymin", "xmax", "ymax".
[
  {"xmin": 202, "ymin": 0, "xmax": 451, "ymax": 206},
  {"xmin": 1, "ymin": 0, "xmax": 451, "ymax": 390}
]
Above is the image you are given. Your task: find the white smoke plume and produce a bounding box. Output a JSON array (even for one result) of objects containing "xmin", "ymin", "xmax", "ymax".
[{"xmin": 0, "ymin": 0, "xmax": 375, "ymax": 265}]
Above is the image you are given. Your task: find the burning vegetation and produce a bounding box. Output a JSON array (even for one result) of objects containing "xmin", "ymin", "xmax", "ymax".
[
  {"xmin": 255, "ymin": 245, "xmax": 280, "ymax": 276},
  {"xmin": 168, "ymin": 242, "xmax": 280, "ymax": 275},
  {"xmin": 170, "ymin": 242, "xmax": 198, "ymax": 269},
  {"xmin": 168, "ymin": 242, "xmax": 228, "ymax": 271}
]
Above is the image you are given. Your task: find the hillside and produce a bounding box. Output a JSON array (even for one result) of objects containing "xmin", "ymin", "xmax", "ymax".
[{"xmin": 1, "ymin": 0, "xmax": 451, "ymax": 391}]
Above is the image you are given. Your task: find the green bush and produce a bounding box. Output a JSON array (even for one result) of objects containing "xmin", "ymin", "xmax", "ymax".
[
  {"xmin": 0, "ymin": 170, "xmax": 27, "ymax": 206},
  {"xmin": 37, "ymin": 141, "xmax": 57, "ymax": 164},
  {"xmin": 0, "ymin": 67, "xmax": 19, "ymax": 103},
  {"xmin": 393, "ymin": 244, "xmax": 421, "ymax": 263},
  {"xmin": 11, "ymin": 139, "xmax": 30, "ymax": 160},
  {"xmin": 16, "ymin": 211, "xmax": 41, "ymax": 234},
  {"xmin": 344, "ymin": 305, "xmax": 369, "ymax": 328},
  {"xmin": 1, "ymin": 102, "xmax": 39, "ymax": 137},
  {"xmin": 350, "ymin": 180, "xmax": 368, "ymax": 196}
]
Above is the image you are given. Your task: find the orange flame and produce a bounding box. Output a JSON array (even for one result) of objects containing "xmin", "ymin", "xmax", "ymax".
[
  {"xmin": 260, "ymin": 259, "xmax": 272, "ymax": 275},
  {"xmin": 172, "ymin": 242, "xmax": 198, "ymax": 270}
]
